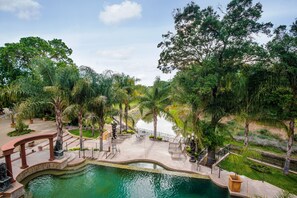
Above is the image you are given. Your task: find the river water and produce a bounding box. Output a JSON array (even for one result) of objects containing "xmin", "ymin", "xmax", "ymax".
[{"xmin": 135, "ymin": 116, "xmax": 176, "ymax": 136}]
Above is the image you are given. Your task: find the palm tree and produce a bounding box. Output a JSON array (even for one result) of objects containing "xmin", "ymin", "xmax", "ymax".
[
  {"xmin": 31, "ymin": 58, "xmax": 78, "ymax": 155},
  {"xmin": 114, "ymin": 74, "xmax": 138, "ymax": 132},
  {"xmin": 80, "ymin": 68, "xmax": 115, "ymax": 151},
  {"xmin": 139, "ymin": 77, "xmax": 171, "ymax": 139},
  {"xmin": 64, "ymin": 78, "xmax": 94, "ymax": 150}
]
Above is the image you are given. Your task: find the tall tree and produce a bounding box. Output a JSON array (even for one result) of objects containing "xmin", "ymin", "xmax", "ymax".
[
  {"xmin": 139, "ymin": 77, "xmax": 171, "ymax": 139},
  {"xmin": 158, "ymin": 0, "xmax": 272, "ymax": 165},
  {"xmin": 80, "ymin": 67, "xmax": 115, "ymax": 151},
  {"xmin": 266, "ymin": 20, "xmax": 297, "ymax": 174},
  {"xmin": 234, "ymin": 65, "xmax": 268, "ymax": 147},
  {"xmin": 64, "ymin": 78, "xmax": 94, "ymax": 150},
  {"xmin": 0, "ymin": 37, "xmax": 73, "ymax": 86},
  {"xmin": 31, "ymin": 58, "xmax": 78, "ymax": 155}
]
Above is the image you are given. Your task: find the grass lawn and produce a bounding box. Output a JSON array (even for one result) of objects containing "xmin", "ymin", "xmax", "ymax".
[
  {"xmin": 219, "ymin": 154, "xmax": 297, "ymax": 195},
  {"xmin": 69, "ymin": 129, "xmax": 100, "ymax": 138}
]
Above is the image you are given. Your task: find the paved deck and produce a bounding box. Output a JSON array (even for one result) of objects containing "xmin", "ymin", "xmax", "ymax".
[{"xmin": 0, "ymin": 118, "xmax": 295, "ymax": 198}]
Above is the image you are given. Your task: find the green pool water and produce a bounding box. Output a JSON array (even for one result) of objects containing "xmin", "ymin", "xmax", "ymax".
[{"xmin": 25, "ymin": 165, "xmax": 229, "ymax": 198}]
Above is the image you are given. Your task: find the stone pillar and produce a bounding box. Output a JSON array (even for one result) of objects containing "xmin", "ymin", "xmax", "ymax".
[
  {"xmin": 4, "ymin": 154, "xmax": 14, "ymax": 183},
  {"xmin": 49, "ymin": 138, "xmax": 54, "ymax": 161},
  {"xmin": 20, "ymin": 144, "xmax": 28, "ymax": 169}
]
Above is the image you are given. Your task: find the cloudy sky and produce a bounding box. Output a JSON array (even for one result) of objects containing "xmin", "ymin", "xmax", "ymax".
[{"xmin": 0, "ymin": 0, "xmax": 296, "ymax": 85}]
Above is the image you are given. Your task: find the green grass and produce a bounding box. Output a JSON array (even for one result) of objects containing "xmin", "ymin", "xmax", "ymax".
[
  {"xmin": 219, "ymin": 154, "xmax": 297, "ymax": 195},
  {"xmin": 69, "ymin": 129, "xmax": 100, "ymax": 138}
]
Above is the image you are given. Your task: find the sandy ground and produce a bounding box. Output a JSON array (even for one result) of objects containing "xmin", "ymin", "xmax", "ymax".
[{"xmin": 221, "ymin": 116, "xmax": 296, "ymax": 140}]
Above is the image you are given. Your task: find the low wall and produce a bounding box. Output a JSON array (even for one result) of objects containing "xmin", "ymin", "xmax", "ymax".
[{"xmin": 16, "ymin": 158, "xmax": 68, "ymax": 182}]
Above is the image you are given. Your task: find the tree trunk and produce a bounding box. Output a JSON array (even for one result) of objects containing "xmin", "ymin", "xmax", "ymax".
[
  {"xmin": 10, "ymin": 113, "xmax": 15, "ymax": 127},
  {"xmin": 92, "ymin": 125, "xmax": 94, "ymax": 137},
  {"xmin": 206, "ymin": 147, "xmax": 216, "ymax": 167},
  {"xmin": 99, "ymin": 116, "xmax": 105, "ymax": 151},
  {"xmin": 244, "ymin": 120, "xmax": 250, "ymax": 147},
  {"xmin": 206, "ymin": 118, "xmax": 217, "ymax": 166},
  {"xmin": 54, "ymin": 101, "xmax": 63, "ymax": 152},
  {"xmin": 78, "ymin": 109, "xmax": 83, "ymax": 151},
  {"xmin": 124, "ymin": 104, "xmax": 128, "ymax": 132},
  {"xmin": 153, "ymin": 112, "xmax": 157, "ymax": 139},
  {"xmin": 283, "ymin": 119, "xmax": 295, "ymax": 175},
  {"xmin": 119, "ymin": 103, "xmax": 123, "ymax": 134}
]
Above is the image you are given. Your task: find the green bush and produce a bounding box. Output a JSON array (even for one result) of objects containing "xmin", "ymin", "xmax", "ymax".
[
  {"xmin": 7, "ymin": 119, "xmax": 33, "ymax": 137},
  {"xmin": 257, "ymin": 129, "xmax": 269, "ymax": 136},
  {"xmin": 123, "ymin": 129, "xmax": 135, "ymax": 134},
  {"xmin": 186, "ymin": 146, "xmax": 191, "ymax": 153},
  {"xmin": 249, "ymin": 163, "xmax": 271, "ymax": 174},
  {"xmin": 149, "ymin": 135, "xmax": 154, "ymax": 139},
  {"xmin": 237, "ymin": 130, "xmax": 244, "ymax": 136},
  {"xmin": 69, "ymin": 147, "xmax": 89, "ymax": 151},
  {"xmin": 157, "ymin": 136, "xmax": 162, "ymax": 141}
]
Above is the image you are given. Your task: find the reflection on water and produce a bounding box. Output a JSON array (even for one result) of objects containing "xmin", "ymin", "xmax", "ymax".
[
  {"xmin": 136, "ymin": 116, "xmax": 175, "ymax": 136},
  {"xmin": 25, "ymin": 165, "xmax": 229, "ymax": 198},
  {"xmin": 128, "ymin": 162, "xmax": 165, "ymax": 170}
]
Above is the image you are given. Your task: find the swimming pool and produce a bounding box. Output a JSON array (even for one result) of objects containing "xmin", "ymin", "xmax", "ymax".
[{"xmin": 25, "ymin": 164, "xmax": 229, "ymax": 198}]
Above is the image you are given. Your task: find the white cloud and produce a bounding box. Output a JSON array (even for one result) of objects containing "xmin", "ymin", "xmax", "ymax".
[
  {"xmin": 99, "ymin": 1, "xmax": 142, "ymax": 25},
  {"xmin": 0, "ymin": 0, "xmax": 40, "ymax": 20},
  {"xmin": 96, "ymin": 48, "xmax": 134, "ymax": 60}
]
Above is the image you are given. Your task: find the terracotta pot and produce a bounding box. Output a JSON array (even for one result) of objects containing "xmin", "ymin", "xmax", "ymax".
[{"xmin": 229, "ymin": 175, "xmax": 242, "ymax": 192}]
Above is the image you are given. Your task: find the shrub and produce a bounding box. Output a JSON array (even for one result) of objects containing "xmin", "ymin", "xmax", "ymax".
[
  {"xmin": 69, "ymin": 147, "xmax": 89, "ymax": 151},
  {"xmin": 257, "ymin": 129, "xmax": 269, "ymax": 135},
  {"xmin": 237, "ymin": 130, "xmax": 244, "ymax": 136},
  {"xmin": 149, "ymin": 135, "xmax": 154, "ymax": 139},
  {"xmin": 157, "ymin": 136, "xmax": 162, "ymax": 141},
  {"xmin": 7, "ymin": 118, "xmax": 32, "ymax": 137},
  {"xmin": 186, "ymin": 146, "xmax": 191, "ymax": 153},
  {"xmin": 249, "ymin": 163, "xmax": 271, "ymax": 174},
  {"xmin": 123, "ymin": 129, "xmax": 135, "ymax": 134}
]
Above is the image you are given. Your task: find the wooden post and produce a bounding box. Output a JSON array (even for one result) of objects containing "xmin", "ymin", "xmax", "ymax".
[
  {"xmin": 20, "ymin": 144, "xmax": 28, "ymax": 169},
  {"xmin": 49, "ymin": 138, "xmax": 54, "ymax": 161}
]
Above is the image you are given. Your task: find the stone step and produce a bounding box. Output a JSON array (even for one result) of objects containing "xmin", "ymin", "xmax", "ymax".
[{"xmin": 66, "ymin": 152, "xmax": 77, "ymax": 163}]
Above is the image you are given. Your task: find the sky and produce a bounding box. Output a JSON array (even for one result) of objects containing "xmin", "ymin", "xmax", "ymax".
[{"xmin": 0, "ymin": 0, "xmax": 296, "ymax": 86}]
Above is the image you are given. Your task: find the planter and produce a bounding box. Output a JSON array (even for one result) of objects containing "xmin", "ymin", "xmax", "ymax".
[{"xmin": 228, "ymin": 175, "xmax": 242, "ymax": 192}]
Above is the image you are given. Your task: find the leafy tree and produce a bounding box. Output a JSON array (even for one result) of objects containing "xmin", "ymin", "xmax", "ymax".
[
  {"xmin": 0, "ymin": 37, "xmax": 73, "ymax": 86},
  {"xmin": 139, "ymin": 77, "xmax": 171, "ymax": 139},
  {"xmin": 266, "ymin": 20, "xmax": 297, "ymax": 174},
  {"xmin": 234, "ymin": 65, "xmax": 268, "ymax": 146},
  {"xmin": 158, "ymin": 0, "xmax": 272, "ymax": 165}
]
